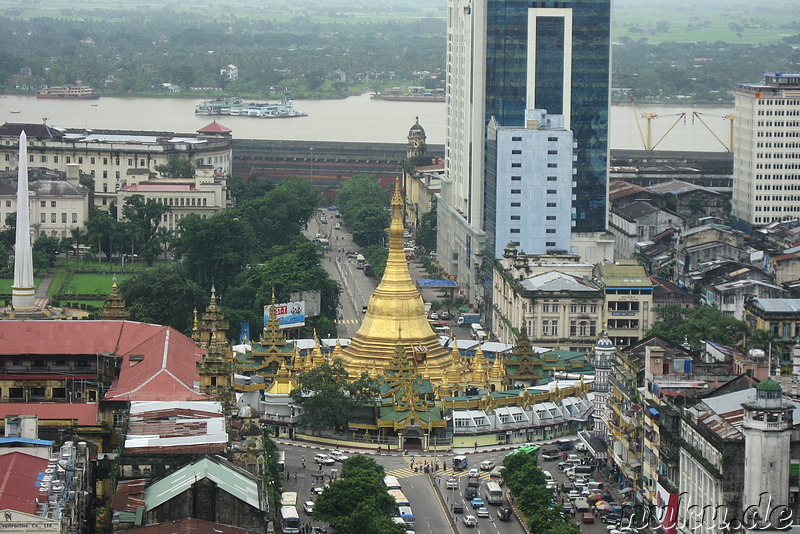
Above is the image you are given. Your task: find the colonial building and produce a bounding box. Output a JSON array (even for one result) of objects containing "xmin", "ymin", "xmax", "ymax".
[
  {"xmin": 492, "ymin": 245, "xmax": 601, "ymax": 350},
  {"xmin": 594, "ymin": 261, "xmax": 654, "ymax": 348},
  {"xmin": 0, "ymin": 121, "xmax": 232, "ymax": 214}
]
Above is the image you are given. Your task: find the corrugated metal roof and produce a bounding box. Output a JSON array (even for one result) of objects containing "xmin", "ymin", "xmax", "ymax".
[
  {"xmin": 144, "ymin": 457, "xmax": 264, "ymax": 512},
  {"xmin": 520, "ymin": 270, "xmax": 599, "ymax": 292},
  {"xmin": 0, "ymin": 403, "xmax": 99, "ymax": 425},
  {"xmin": 122, "ymin": 517, "xmax": 261, "ymax": 534},
  {"xmin": 751, "ymin": 298, "xmax": 800, "ymax": 314},
  {"xmin": 0, "ymin": 452, "xmax": 49, "ymax": 514}
]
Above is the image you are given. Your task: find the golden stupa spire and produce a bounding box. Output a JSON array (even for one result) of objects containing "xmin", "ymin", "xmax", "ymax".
[
  {"xmin": 489, "ymin": 352, "xmax": 506, "ymax": 379},
  {"xmin": 341, "ymin": 178, "xmax": 451, "ymax": 378},
  {"xmin": 262, "ymin": 288, "xmax": 287, "ymax": 348},
  {"xmin": 191, "ymin": 307, "xmax": 200, "ymax": 341},
  {"xmin": 446, "ymin": 338, "xmax": 464, "ymax": 385},
  {"xmin": 311, "ymin": 330, "xmax": 325, "ymax": 367},
  {"xmin": 472, "ymin": 342, "xmax": 488, "ymax": 384}
]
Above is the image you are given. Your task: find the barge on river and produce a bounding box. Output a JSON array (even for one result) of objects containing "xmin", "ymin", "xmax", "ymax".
[{"xmin": 195, "ymin": 97, "xmax": 307, "ymax": 118}]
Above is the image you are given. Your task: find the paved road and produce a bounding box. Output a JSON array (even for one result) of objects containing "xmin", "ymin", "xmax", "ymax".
[{"xmin": 278, "ymin": 442, "xmax": 528, "ymax": 534}]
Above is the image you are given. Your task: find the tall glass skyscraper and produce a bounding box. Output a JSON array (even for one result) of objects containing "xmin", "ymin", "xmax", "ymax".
[{"xmin": 438, "ymin": 0, "xmax": 611, "ymax": 302}]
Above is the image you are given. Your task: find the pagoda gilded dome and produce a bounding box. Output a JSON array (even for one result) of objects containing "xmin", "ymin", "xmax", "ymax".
[{"xmin": 341, "ymin": 179, "xmax": 452, "ymax": 379}]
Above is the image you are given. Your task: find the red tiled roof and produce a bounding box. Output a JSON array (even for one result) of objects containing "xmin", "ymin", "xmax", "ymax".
[
  {"xmin": 0, "ymin": 321, "xmax": 208, "ymax": 402},
  {"xmin": 0, "ymin": 403, "xmax": 99, "ymax": 425},
  {"xmin": 197, "ymin": 121, "xmax": 231, "ymax": 134},
  {"xmin": 0, "ymin": 452, "xmax": 49, "ymax": 514},
  {"xmin": 122, "ymin": 183, "xmax": 196, "ymax": 192},
  {"xmin": 123, "ymin": 518, "xmax": 260, "ymax": 534}
]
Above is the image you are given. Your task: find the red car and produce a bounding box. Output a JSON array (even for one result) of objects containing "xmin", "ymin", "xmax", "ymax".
[{"xmin": 582, "ymin": 512, "xmax": 595, "ymax": 524}]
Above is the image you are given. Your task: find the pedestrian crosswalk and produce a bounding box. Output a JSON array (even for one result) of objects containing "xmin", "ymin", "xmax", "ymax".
[
  {"xmin": 384, "ymin": 467, "xmax": 492, "ymax": 480},
  {"xmin": 336, "ymin": 319, "xmax": 360, "ymax": 324}
]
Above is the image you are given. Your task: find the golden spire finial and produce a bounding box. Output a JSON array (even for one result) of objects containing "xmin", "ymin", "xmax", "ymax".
[{"xmin": 271, "ymin": 286, "xmax": 276, "ymax": 304}]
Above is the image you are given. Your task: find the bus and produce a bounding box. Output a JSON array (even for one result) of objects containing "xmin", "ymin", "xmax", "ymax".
[
  {"xmin": 388, "ymin": 489, "xmax": 410, "ymax": 507},
  {"xmin": 452, "ymin": 455, "xmax": 469, "ymax": 470},
  {"xmin": 485, "ymin": 481, "xmax": 503, "ymax": 505},
  {"xmin": 356, "ymin": 254, "xmax": 366, "ymax": 269},
  {"xmin": 280, "ymin": 506, "xmax": 300, "ymax": 533},
  {"xmin": 280, "ymin": 492, "xmax": 298, "ymax": 507},
  {"xmin": 383, "ymin": 475, "xmax": 402, "ymax": 490}
]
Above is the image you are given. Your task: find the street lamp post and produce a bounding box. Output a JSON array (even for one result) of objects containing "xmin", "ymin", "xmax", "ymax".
[{"xmin": 310, "ymin": 147, "xmax": 314, "ymax": 180}]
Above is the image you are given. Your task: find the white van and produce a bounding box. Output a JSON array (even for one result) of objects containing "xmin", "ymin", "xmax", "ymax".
[
  {"xmin": 314, "ymin": 453, "xmax": 335, "ymax": 465},
  {"xmin": 542, "ymin": 470, "xmax": 554, "ymax": 483}
]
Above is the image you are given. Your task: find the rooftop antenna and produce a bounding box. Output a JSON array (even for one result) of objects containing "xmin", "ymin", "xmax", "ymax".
[{"xmin": 42, "ymin": 117, "xmax": 47, "ymax": 125}]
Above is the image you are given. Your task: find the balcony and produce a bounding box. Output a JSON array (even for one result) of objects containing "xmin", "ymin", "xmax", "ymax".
[{"xmin": 592, "ymin": 358, "xmax": 612, "ymax": 369}]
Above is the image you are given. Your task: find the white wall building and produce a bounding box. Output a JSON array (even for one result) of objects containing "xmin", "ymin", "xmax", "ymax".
[
  {"xmin": 486, "ymin": 110, "xmax": 574, "ymax": 257},
  {"xmin": 732, "ymin": 71, "xmax": 800, "ymax": 225}
]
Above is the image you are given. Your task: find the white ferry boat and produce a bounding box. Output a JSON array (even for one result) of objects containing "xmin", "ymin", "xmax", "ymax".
[{"xmin": 195, "ymin": 98, "xmax": 306, "ymax": 118}]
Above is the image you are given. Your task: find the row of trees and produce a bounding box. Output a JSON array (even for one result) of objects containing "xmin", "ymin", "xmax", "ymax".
[
  {"xmin": 503, "ymin": 451, "xmax": 580, "ymax": 534},
  {"xmin": 112, "ymin": 176, "xmax": 341, "ymax": 338},
  {"xmin": 314, "ymin": 455, "xmax": 407, "ymax": 534},
  {"xmin": 336, "ymin": 174, "xmax": 390, "ymax": 247}
]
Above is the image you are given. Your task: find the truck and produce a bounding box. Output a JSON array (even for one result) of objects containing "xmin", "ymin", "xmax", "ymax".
[
  {"xmin": 457, "ymin": 313, "xmax": 480, "ymax": 326},
  {"xmin": 452, "ymin": 455, "xmax": 469, "ymax": 471}
]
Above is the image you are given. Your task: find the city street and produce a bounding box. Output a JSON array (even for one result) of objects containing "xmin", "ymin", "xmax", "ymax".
[{"xmin": 277, "ymin": 441, "xmax": 529, "ymax": 534}]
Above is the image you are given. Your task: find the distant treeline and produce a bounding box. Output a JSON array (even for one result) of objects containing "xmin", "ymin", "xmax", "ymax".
[{"xmin": 0, "ymin": 12, "xmax": 797, "ymax": 104}]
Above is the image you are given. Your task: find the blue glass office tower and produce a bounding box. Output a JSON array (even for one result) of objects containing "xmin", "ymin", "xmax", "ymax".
[{"xmin": 438, "ymin": 0, "xmax": 611, "ymax": 302}]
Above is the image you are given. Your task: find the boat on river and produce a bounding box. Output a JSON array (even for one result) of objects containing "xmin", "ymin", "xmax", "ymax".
[
  {"xmin": 195, "ymin": 97, "xmax": 307, "ymax": 118},
  {"xmin": 38, "ymin": 85, "xmax": 99, "ymax": 99}
]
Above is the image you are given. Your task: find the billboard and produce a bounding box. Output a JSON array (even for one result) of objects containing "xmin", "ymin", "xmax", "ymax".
[{"xmin": 264, "ymin": 301, "xmax": 306, "ymax": 329}]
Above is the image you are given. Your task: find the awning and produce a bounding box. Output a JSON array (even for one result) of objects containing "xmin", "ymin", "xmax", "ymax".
[{"xmin": 648, "ymin": 407, "xmax": 660, "ymax": 416}]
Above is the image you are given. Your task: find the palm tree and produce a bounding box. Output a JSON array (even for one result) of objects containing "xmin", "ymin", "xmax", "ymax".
[
  {"xmin": 749, "ymin": 328, "xmax": 786, "ymax": 374},
  {"xmin": 70, "ymin": 227, "xmax": 87, "ymax": 268},
  {"xmin": 155, "ymin": 226, "xmax": 174, "ymax": 263}
]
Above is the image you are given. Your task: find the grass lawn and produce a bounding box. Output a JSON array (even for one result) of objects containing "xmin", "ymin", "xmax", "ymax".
[
  {"xmin": 53, "ymin": 272, "xmax": 134, "ymax": 296},
  {"xmin": 0, "ymin": 278, "xmax": 42, "ymax": 294}
]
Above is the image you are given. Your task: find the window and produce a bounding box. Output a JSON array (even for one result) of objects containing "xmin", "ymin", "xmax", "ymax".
[
  {"xmin": 546, "ymin": 215, "xmax": 556, "ymax": 220},
  {"xmin": 62, "ymin": 213, "xmax": 67, "ymax": 223},
  {"xmin": 103, "ymin": 171, "xmax": 108, "ymax": 179},
  {"xmin": 66, "ymin": 156, "xmax": 71, "ymax": 163},
  {"xmin": 140, "ymin": 159, "xmax": 145, "ymax": 166},
  {"xmin": 546, "ymin": 202, "xmax": 557, "ymax": 207},
  {"xmin": 510, "ymin": 228, "xmax": 520, "ymax": 233},
  {"xmin": 40, "ymin": 213, "xmax": 46, "ymax": 223},
  {"xmin": 128, "ymin": 158, "xmax": 133, "ymax": 166},
  {"xmin": 51, "ymin": 213, "xmax": 56, "ymax": 223},
  {"xmin": 511, "ymin": 163, "xmax": 522, "ymax": 168},
  {"xmin": 78, "ymin": 157, "xmax": 83, "ymax": 164},
  {"xmin": 548, "ymin": 137, "xmax": 558, "ymax": 141},
  {"xmin": 116, "ymin": 171, "xmax": 120, "ymax": 179},
  {"xmin": 546, "ymin": 241, "xmax": 556, "ymax": 247},
  {"xmin": 547, "ymin": 176, "xmax": 557, "ymax": 181},
  {"xmin": 54, "ymin": 156, "xmax": 58, "ymax": 163},
  {"xmin": 512, "ymin": 136, "xmax": 522, "ymax": 141},
  {"xmin": 511, "ymin": 189, "xmax": 521, "ymax": 194},
  {"xmin": 91, "ymin": 157, "xmax": 96, "ymax": 164},
  {"xmin": 546, "ymin": 228, "xmax": 556, "ymax": 233},
  {"xmin": 512, "ymin": 149, "xmax": 522, "ymax": 155},
  {"xmin": 547, "ymin": 163, "xmax": 557, "ymax": 168},
  {"xmin": 547, "ymin": 189, "xmax": 557, "ymax": 194},
  {"xmin": 41, "ymin": 155, "xmax": 47, "ymax": 163},
  {"xmin": 511, "ymin": 176, "xmax": 521, "ymax": 181},
  {"xmin": 511, "ymin": 215, "xmax": 521, "ymax": 220},
  {"xmin": 5, "ymin": 201, "xmax": 9, "ymax": 207},
  {"xmin": 103, "ymin": 157, "xmax": 108, "ymax": 165},
  {"xmin": 511, "ymin": 202, "xmax": 521, "ymax": 207},
  {"xmin": 72, "ymin": 213, "xmax": 77, "ymax": 223},
  {"xmin": 51, "ymin": 201, "xmax": 56, "ymax": 207},
  {"xmin": 40, "ymin": 201, "xmax": 46, "ymax": 207},
  {"xmin": 29, "ymin": 155, "xmax": 33, "ymax": 162},
  {"xmin": 547, "ymin": 150, "xmax": 558, "ymax": 155}
]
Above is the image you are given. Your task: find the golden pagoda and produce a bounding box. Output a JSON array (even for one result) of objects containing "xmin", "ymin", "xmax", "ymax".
[
  {"xmin": 194, "ymin": 284, "xmax": 229, "ymax": 348},
  {"xmin": 98, "ymin": 276, "xmax": 130, "ymax": 320},
  {"xmin": 341, "ymin": 179, "xmax": 452, "ymax": 378}
]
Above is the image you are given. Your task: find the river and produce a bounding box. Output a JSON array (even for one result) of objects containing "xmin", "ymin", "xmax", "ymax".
[{"xmin": 0, "ymin": 93, "xmax": 734, "ymax": 152}]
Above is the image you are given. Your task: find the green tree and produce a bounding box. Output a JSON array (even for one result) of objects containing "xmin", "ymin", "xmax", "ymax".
[
  {"xmin": 237, "ymin": 178, "xmax": 320, "ymax": 249},
  {"xmin": 314, "ymin": 456, "xmax": 404, "ymax": 534},
  {"xmin": 119, "ymin": 264, "xmax": 205, "ymax": 333},
  {"xmin": 337, "ymin": 174, "xmax": 389, "ymax": 228},
  {"xmin": 646, "ymin": 305, "xmax": 747, "ymax": 349},
  {"xmin": 362, "ymin": 245, "xmax": 388, "ymax": 279},
  {"xmin": 154, "ymin": 156, "xmax": 196, "ymax": 180},
  {"xmin": 348, "ymin": 204, "xmax": 390, "ymax": 247},
  {"xmin": 0, "ymin": 212, "xmax": 16, "ymax": 255},
  {"xmin": 32, "ymin": 235, "xmax": 63, "ymax": 269},
  {"xmin": 172, "ymin": 211, "xmax": 259, "ymax": 293},
  {"xmin": 415, "ymin": 197, "xmax": 437, "ymax": 252},
  {"xmin": 120, "ymin": 195, "xmax": 171, "ymax": 266},
  {"xmin": 291, "ymin": 358, "xmax": 376, "ymax": 432}
]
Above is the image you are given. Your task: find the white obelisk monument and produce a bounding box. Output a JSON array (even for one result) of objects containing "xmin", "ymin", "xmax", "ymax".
[{"xmin": 11, "ymin": 131, "xmax": 35, "ymax": 310}]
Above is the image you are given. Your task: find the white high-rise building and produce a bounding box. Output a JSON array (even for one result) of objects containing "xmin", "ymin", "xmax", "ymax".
[
  {"xmin": 438, "ymin": 0, "xmax": 611, "ymax": 306},
  {"xmin": 732, "ymin": 72, "xmax": 800, "ymax": 225}
]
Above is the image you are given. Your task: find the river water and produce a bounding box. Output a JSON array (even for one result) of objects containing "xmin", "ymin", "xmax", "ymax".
[{"xmin": 0, "ymin": 92, "xmax": 734, "ymax": 152}]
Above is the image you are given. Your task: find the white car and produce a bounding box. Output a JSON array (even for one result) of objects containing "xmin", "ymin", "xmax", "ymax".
[
  {"xmin": 314, "ymin": 453, "xmax": 335, "ymax": 466},
  {"xmin": 328, "ymin": 450, "xmax": 349, "ymax": 462},
  {"xmin": 463, "ymin": 515, "xmax": 478, "ymax": 527},
  {"xmin": 303, "ymin": 501, "xmax": 314, "ymax": 515},
  {"xmin": 468, "ymin": 467, "xmax": 480, "ymax": 478},
  {"xmin": 479, "ymin": 460, "xmax": 496, "ymax": 471},
  {"xmin": 429, "ymin": 312, "xmax": 439, "ymax": 320},
  {"xmin": 446, "ymin": 477, "xmax": 459, "ymax": 489}
]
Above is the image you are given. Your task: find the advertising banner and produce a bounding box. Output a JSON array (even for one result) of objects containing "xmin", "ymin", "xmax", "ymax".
[{"xmin": 264, "ymin": 301, "xmax": 306, "ymax": 329}]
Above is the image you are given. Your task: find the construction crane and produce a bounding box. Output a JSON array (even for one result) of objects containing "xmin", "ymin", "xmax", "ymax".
[
  {"xmin": 628, "ymin": 94, "xmax": 686, "ymax": 151},
  {"xmin": 691, "ymin": 111, "xmax": 735, "ymax": 153}
]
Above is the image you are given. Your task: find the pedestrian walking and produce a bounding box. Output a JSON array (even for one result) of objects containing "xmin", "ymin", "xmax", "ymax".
[{"xmin": 302, "ymin": 457, "xmax": 306, "ymax": 469}]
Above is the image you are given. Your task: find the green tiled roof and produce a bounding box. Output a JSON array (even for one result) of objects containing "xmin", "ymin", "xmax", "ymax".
[{"xmin": 144, "ymin": 457, "xmax": 264, "ymax": 512}]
